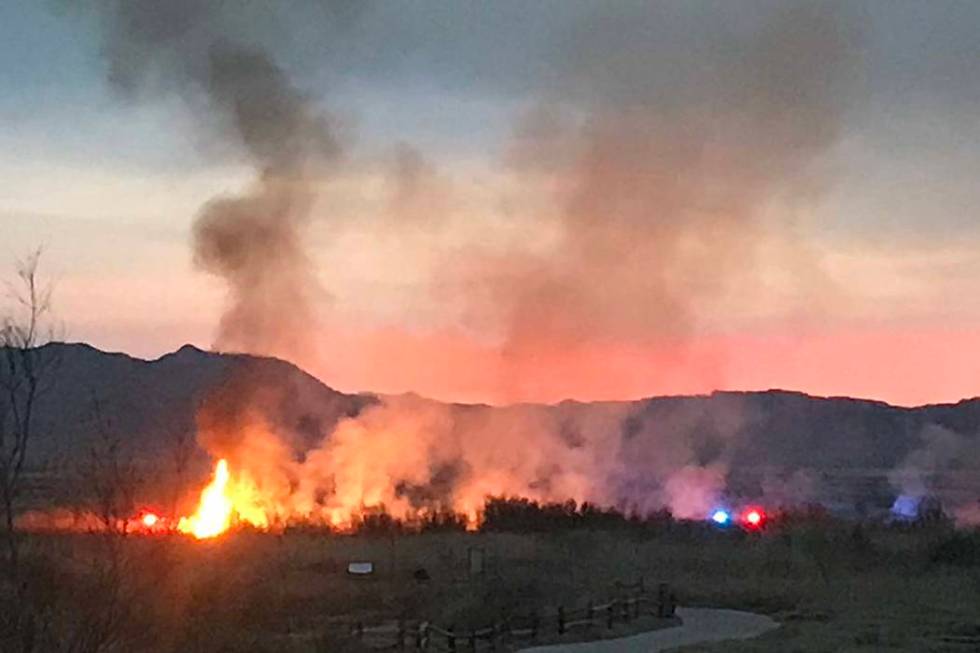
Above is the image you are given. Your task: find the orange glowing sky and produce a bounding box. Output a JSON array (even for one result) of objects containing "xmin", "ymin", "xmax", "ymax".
[{"xmin": 3, "ymin": 2, "xmax": 980, "ymax": 408}]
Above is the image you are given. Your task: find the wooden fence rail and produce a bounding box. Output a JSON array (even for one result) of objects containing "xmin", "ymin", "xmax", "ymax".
[{"xmin": 349, "ymin": 579, "xmax": 676, "ymax": 651}]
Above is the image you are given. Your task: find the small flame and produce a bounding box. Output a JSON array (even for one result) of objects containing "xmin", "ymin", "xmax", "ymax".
[{"xmin": 141, "ymin": 512, "xmax": 159, "ymax": 528}]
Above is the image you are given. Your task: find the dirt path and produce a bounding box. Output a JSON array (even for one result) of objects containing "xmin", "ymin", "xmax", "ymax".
[{"xmin": 520, "ymin": 608, "xmax": 778, "ymax": 653}]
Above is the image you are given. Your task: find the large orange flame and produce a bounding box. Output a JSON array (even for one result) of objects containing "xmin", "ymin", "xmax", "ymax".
[{"xmin": 177, "ymin": 459, "xmax": 268, "ymax": 539}]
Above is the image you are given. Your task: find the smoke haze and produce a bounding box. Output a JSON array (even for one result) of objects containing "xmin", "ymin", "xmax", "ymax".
[
  {"xmin": 85, "ymin": 3, "xmax": 979, "ymax": 525},
  {"xmin": 92, "ymin": 1, "xmax": 861, "ymax": 383},
  {"xmin": 889, "ymin": 424, "xmax": 980, "ymax": 525},
  {"xmin": 96, "ymin": 0, "xmax": 349, "ymax": 363}
]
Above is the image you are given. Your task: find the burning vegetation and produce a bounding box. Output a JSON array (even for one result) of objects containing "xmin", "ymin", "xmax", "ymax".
[
  {"xmin": 3, "ymin": 1, "xmax": 980, "ymax": 651},
  {"xmin": 45, "ymin": 0, "xmax": 964, "ymax": 537},
  {"xmin": 13, "ymin": 366, "xmax": 979, "ymax": 538},
  {"xmin": 176, "ymin": 459, "xmax": 266, "ymax": 539}
]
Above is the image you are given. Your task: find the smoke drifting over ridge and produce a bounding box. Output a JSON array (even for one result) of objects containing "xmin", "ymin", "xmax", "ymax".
[
  {"xmin": 190, "ymin": 387, "xmax": 752, "ymax": 524},
  {"xmin": 460, "ymin": 3, "xmax": 859, "ymax": 401},
  {"xmin": 96, "ymin": 0, "xmax": 348, "ymax": 363},
  {"xmin": 486, "ymin": 2, "xmax": 856, "ymax": 344},
  {"xmin": 92, "ymin": 1, "xmax": 860, "ymax": 393},
  {"xmin": 86, "ymin": 2, "xmax": 973, "ymax": 524},
  {"xmin": 889, "ymin": 424, "xmax": 980, "ymax": 525}
]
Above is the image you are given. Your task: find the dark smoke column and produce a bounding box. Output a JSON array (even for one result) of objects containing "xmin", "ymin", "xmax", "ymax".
[
  {"xmin": 192, "ymin": 44, "xmax": 340, "ymax": 362},
  {"xmin": 95, "ymin": 1, "xmax": 343, "ymax": 363}
]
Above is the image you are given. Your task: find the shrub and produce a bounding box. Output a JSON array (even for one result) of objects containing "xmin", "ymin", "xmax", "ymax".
[{"xmin": 929, "ymin": 530, "xmax": 980, "ymax": 567}]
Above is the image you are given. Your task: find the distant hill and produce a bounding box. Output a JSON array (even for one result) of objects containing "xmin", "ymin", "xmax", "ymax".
[
  {"xmin": 18, "ymin": 342, "xmax": 374, "ymax": 465},
  {"xmin": 8, "ymin": 343, "xmax": 978, "ymax": 513}
]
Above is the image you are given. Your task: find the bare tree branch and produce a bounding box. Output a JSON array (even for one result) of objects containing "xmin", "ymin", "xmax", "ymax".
[
  {"xmin": 0, "ymin": 249, "xmax": 59, "ymax": 572},
  {"xmin": 82, "ymin": 393, "xmax": 141, "ymax": 538}
]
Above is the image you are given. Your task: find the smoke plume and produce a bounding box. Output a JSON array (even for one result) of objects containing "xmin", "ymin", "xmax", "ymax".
[
  {"xmin": 95, "ymin": 0, "xmax": 347, "ymax": 363},
  {"xmin": 86, "ymin": 3, "xmax": 894, "ymax": 523},
  {"xmin": 445, "ymin": 1, "xmax": 859, "ymax": 399},
  {"xmin": 92, "ymin": 1, "xmax": 860, "ymax": 393},
  {"xmin": 889, "ymin": 423, "xmax": 980, "ymax": 525}
]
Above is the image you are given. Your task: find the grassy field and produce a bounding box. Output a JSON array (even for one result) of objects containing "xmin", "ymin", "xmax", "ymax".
[
  {"xmin": 0, "ymin": 520, "xmax": 978, "ymax": 652},
  {"xmin": 664, "ymin": 524, "xmax": 980, "ymax": 652}
]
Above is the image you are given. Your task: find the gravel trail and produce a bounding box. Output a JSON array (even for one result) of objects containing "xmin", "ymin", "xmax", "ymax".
[{"xmin": 520, "ymin": 607, "xmax": 778, "ymax": 652}]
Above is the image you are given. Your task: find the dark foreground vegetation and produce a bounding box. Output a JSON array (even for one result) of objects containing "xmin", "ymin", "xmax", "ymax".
[{"xmin": 1, "ymin": 499, "xmax": 978, "ymax": 653}]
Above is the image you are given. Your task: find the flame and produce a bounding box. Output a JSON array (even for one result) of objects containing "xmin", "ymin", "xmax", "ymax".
[
  {"xmin": 177, "ymin": 459, "xmax": 268, "ymax": 539},
  {"xmin": 141, "ymin": 512, "xmax": 159, "ymax": 528}
]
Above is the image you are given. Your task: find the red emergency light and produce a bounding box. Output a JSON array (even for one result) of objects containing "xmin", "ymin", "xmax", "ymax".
[{"xmin": 740, "ymin": 507, "xmax": 766, "ymax": 529}]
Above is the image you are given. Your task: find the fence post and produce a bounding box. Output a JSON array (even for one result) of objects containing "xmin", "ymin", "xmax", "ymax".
[
  {"xmin": 449, "ymin": 625, "xmax": 456, "ymax": 653},
  {"xmin": 532, "ymin": 612, "xmax": 539, "ymax": 641},
  {"xmin": 587, "ymin": 600, "xmax": 594, "ymax": 624},
  {"xmin": 558, "ymin": 606, "xmax": 565, "ymax": 635},
  {"xmin": 657, "ymin": 583, "xmax": 669, "ymax": 618},
  {"xmin": 606, "ymin": 601, "xmax": 614, "ymax": 629},
  {"xmin": 639, "ymin": 576, "xmax": 645, "ymax": 594},
  {"xmin": 398, "ymin": 617, "xmax": 406, "ymax": 650}
]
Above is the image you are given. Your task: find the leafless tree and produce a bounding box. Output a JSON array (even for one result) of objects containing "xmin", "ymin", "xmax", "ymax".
[
  {"xmin": 0, "ymin": 250, "xmax": 58, "ymax": 571},
  {"xmin": 59, "ymin": 395, "xmax": 142, "ymax": 653},
  {"xmin": 82, "ymin": 394, "xmax": 141, "ymax": 538}
]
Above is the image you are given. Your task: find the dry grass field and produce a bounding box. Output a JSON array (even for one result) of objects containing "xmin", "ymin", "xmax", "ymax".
[{"xmin": 0, "ymin": 520, "xmax": 978, "ymax": 652}]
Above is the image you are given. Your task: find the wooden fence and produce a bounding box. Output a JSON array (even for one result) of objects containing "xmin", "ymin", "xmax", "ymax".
[{"xmin": 349, "ymin": 579, "xmax": 676, "ymax": 651}]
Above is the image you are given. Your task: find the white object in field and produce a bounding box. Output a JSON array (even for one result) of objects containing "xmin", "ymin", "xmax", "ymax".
[{"xmin": 347, "ymin": 561, "xmax": 374, "ymax": 575}]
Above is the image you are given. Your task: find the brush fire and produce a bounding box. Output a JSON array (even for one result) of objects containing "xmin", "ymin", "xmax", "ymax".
[
  {"xmin": 71, "ymin": 459, "xmax": 782, "ymax": 539},
  {"xmin": 175, "ymin": 459, "xmax": 267, "ymax": 539},
  {"xmin": 17, "ymin": 398, "xmax": 980, "ymax": 538},
  {"xmin": 7, "ymin": 0, "xmax": 979, "ymax": 543}
]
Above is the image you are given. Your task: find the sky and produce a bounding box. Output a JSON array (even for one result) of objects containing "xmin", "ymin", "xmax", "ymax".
[{"xmin": 2, "ymin": 1, "xmax": 980, "ymax": 406}]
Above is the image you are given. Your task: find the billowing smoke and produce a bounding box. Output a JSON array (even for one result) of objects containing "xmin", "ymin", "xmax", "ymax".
[
  {"xmin": 179, "ymin": 378, "xmax": 770, "ymax": 525},
  {"xmin": 93, "ymin": 1, "xmax": 861, "ymax": 403},
  {"xmin": 86, "ymin": 3, "xmax": 883, "ymax": 522},
  {"xmin": 662, "ymin": 465, "xmax": 728, "ymax": 520},
  {"xmin": 439, "ymin": 1, "xmax": 859, "ymax": 400},
  {"xmin": 188, "ymin": 390, "xmax": 751, "ymax": 524},
  {"xmin": 759, "ymin": 469, "xmax": 821, "ymax": 508},
  {"xmin": 889, "ymin": 424, "xmax": 980, "ymax": 525},
  {"xmin": 190, "ymin": 44, "xmax": 339, "ymax": 362},
  {"xmin": 94, "ymin": 0, "xmax": 349, "ymax": 363}
]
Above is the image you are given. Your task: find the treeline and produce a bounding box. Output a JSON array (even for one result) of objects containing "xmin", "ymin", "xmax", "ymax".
[
  {"xmin": 337, "ymin": 497, "xmax": 674, "ymax": 536},
  {"xmin": 350, "ymin": 507, "xmax": 470, "ymax": 536},
  {"xmin": 481, "ymin": 496, "xmax": 669, "ymax": 532},
  {"xmin": 293, "ymin": 497, "xmax": 972, "ymax": 538}
]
